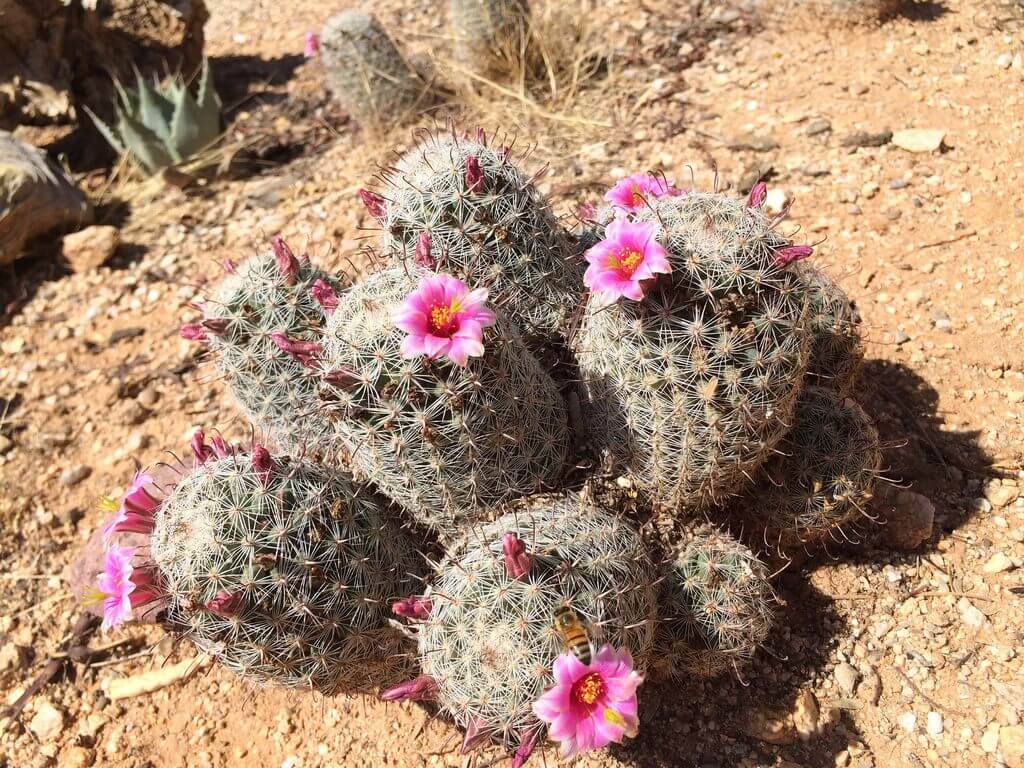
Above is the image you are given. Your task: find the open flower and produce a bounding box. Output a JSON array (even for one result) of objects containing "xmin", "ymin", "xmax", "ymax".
[
  {"xmin": 533, "ymin": 645, "xmax": 643, "ymax": 758},
  {"xmin": 102, "ymin": 471, "xmax": 159, "ymax": 541},
  {"xmin": 88, "ymin": 547, "xmax": 161, "ymax": 631},
  {"xmin": 584, "ymin": 219, "xmax": 671, "ymax": 306},
  {"xmin": 392, "ymin": 274, "xmax": 496, "ymax": 366},
  {"xmin": 605, "ymin": 173, "xmax": 681, "ymax": 213}
]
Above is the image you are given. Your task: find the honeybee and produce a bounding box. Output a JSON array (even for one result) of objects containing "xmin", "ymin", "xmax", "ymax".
[{"xmin": 553, "ymin": 606, "xmax": 593, "ymax": 665}]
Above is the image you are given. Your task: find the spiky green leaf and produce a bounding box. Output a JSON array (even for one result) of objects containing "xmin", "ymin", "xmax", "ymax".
[
  {"xmin": 194, "ymin": 59, "xmax": 222, "ymax": 143},
  {"xmin": 134, "ymin": 69, "xmax": 174, "ymax": 142},
  {"xmin": 169, "ymin": 87, "xmax": 209, "ymax": 160},
  {"xmin": 116, "ymin": 106, "xmax": 175, "ymax": 173},
  {"xmin": 83, "ymin": 105, "xmax": 125, "ymax": 155}
]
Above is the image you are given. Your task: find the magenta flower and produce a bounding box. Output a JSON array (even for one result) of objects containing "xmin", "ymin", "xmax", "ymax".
[
  {"xmin": 584, "ymin": 219, "xmax": 671, "ymax": 306},
  {"xmin": 304, "ymin": 32, "xmax": 320, "ymax": 58},
  {"xmin": 747, "ymin": 180, "xmax": 767, "ymax": 209},
  {"xmin": 604, "ymin": 173, "xmax": 680, "ymax": 213},
  {"xmin": 102, "ymin": 471, "xmax": 159, "ymax": 541},
  {"xmin": 415, "ymin": 232, "xmax": 436, "ymax": 269},
  {"xmin": 359, "ymin": 188, "xmax": 386, "ymax": 219},
  {"xmin": 192, "ymin": 428, "xmax": 214, "ymax": 464},
  {"xmin": 311, "ymin": 279, "xmax": 339, "ymax": 314},
  {"xmin": 272, "ymin": 237, "xmax": 299, "ymax": 284},
  {"xmin": 251, "ymin": 444, "xmax": 275, "ymax": 484},
  {"xmin": 391, "ymin": 274, "xmax": 496, "ymax": 367},
  {"xmin": 465, "ymin": 156, "xmax": 484, "ymax": 192},
  {"xmin": 379, "ymin": 674, "xmax": 439, "ymax": 702},
  {"xmin": 270, "ymin": 331, "xmax": 321, "ymax": 367},
  {"xmin": 91, "ymin": 547, "xmax": 160, "ymax": 631},
  {"xmin": 775, "ymin": 244, "xmax": 814, "ymax": 267},
  {"xmin": 205, "ymin": 590, "xmax": 243, "ymax": 618},
  {"xmin": 533, "ymin": 645, "xmax": 643, "ymax": 758},
  {"xmin": 503, "ymin": 532, "xmax": 532, "ymax": 580},
  {"xmin": 179, "ymin": 323, "xmax": 206, "ymax": 342},
  {"xmin": 392, "ymin": 595, "xmax": 432, "ymax": 621}
]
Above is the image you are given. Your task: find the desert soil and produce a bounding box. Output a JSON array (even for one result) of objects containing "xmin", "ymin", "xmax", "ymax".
[{"xmin": 2, "ymin": 1, "xmax": 1024, "ymax": 767}]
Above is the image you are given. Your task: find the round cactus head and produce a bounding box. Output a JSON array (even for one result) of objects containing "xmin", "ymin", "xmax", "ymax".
[
  {"xmin": 404, "ymin": 495, "xmax": 658, "ymax": 755},
  {"xmin": 575, "ymin": 188, "xmax": 813, "ymax": 511},
  {"xmin": 318, "ymin": 267, "xmax": 570, "ymax": 537},
  {"xmin": 798, "ymin": 265, "xmax": 864, "ymax": 394},
  {"xmin": 654, "ymin": 526, "xmax": 774, "ymax": 679},
  {"xmin": 743, "ymin": 385, "xmax": 882, "ymax": 551}
]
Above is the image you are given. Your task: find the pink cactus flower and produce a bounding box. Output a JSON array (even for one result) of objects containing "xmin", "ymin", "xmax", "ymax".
[
  {"xmin": 465, "ymin": 156, "xmax": 484, "ymax": 192},
  {"xmin": 272, "ymin": 237, "xmax": 299, "ymax": 284},
  {"xmin": 747, "ymin": 180, "xmax": 767, "ymax": 209},
  {"xmin": 102, "ymin": 471, "xmax": 159, "ymax": 541},
  {"xmin": 205, "ymin": 590, "xmax": 243, "ymax": 618},
  {"xmin": 392, "ymin": 274, "xmax": 496, "ymax": 367},
  {"xmin": 502, "ymin": 532, "xmax": 532, "ymax": 580},
  {"xmin": 379, "ymin": 675, "xmax": 439, "ymax": 702},
  {"xmin": 392, "ymin": 595, "xmax": 432, "ymax": 621},
  {"xmin": 251, "ymin": 444, "xmax": 275, "ymax": 483},
  {"xmin": 577, "ymin": 202, "xmax": 597, "ymax": 222},
  {"xmin": 311, "ymin": 279, "xmax": 339, "ymax": 314},
  {"xmin": 584, "ymin": 219, "xmax": 671, "ymax": 306},
  {"xmin": 774, "ymin": 244, "xmax": 814, "ymax": 267},
  {"xmin": 304, "ymin": 32, "xmax": 320, "ymax": 58},
  {"xmin": 604, "ymin": 173, "xmax": 680, "ymax": 213},
  {"xmin": 91, "ymin": 546, "xmax": 160, "ymax": 631},
  {"xmin": 192, "ymin": 429, "xmax": 214, "ymax": 464},
  {"xmin": 415, "ymin": 232, "xmax": 436, "ymax": 269},
  {"xmin": 270, "ymin": 332, "xmax": 321, "ymax": 368},
  {"xmin": 211, "ymin": 435, "xmax": 230, "ymax": 458},
  {"xmin": 533, "ymin": 645, "xmax": 643, "ymax": 759},
  {"xmin": 359, "ymin": 188, "xmax": 387, "ymax": 219},
  {"xmin": 179, "ymin": 323, "xmax": 206, "ymax": 342}
]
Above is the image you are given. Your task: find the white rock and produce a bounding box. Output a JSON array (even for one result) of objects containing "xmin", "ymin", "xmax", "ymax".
[
  {"xmin": 764, "ymin": 188, "xmax": 791, "ymax": 216},
  {"xmin": 958, "ymin": 597, "xmax": 988, "ymax": 629},
  {"xmin": 983, "ymin": 552, "xmax": 1015, "ymax": 574},
  {"xmin": 892, "ymin": 129, "xmax": 946, "ymax": 153},
  {"xmin": 834, "ymin": 663, "xmax": 860, "ymax": 696},
  {"xmin": 900, "ymin": 712, "xmax": 918, "ymax": 733},
  {"xmin": 927, "ymin": 712, "xmax": 944, "ymax": 736},
  {"xmin": 28, "ymin": 700, "xmax": 64, "ymax": 742}
]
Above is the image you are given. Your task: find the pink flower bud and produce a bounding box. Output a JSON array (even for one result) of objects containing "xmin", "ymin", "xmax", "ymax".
[
  {"xmin": 465, "ymin": 156, "xmax": 484, "ymax": 193},
  {"xmin": 460, "ymin": 718, "xmax": 489, "ymax": 754},
  {"xmin": 252, "ymin": 444, "xmax": 275, "ymax": 483},
  {"xmin": 359, "ymin": 189, "xmax": 387, "ymax": 219},
  {"xmin": 503, "ymin": 532, "xmax": 531, "ymax": 580},
  {"xmin": 222, "ymin": 258, "xmax": 238, "ymax": 274},
  {"xmin": 304, "ymin": 32, "xmax": 320, "ymax": 58},
  {"xmin": 201, "ymin": 318, "xmax": 230, "ymax": 336},
  {"xmin": 191, "ymin": 429, "xmax": 214, "ymax": 464},
  {"xmin": 774, "ymin": 244, "xmax": 814, "ymax": 267},
  {"xmin": 577, "ymin": 202, "xmax": 596, "ymax": 221},
  {"xmin": 205, "ymin": 590, "xmax": 242, "ymax": 618},
  {"xmin": 272, "ymin": 237, "xmax": 299, "ymax": 285},
  {"xmin": 270, "ymin": 332, "xmax": 321, "ymax": 368},
  {"xmin": 392, "ymin": 595, "xmax": 432, "ymax": 621},
  {"xmin": 211, "ymin": 435, "xmax": 230, "ymax": 458},
  {"xmin": 414, "ymin": 232, "xmax": 436, "ymax": 269},
  {"xmin": 511, "ymin": 729, "xmax": 539, "ymax": 768},
  {"xmin": 473, "ymin": 127, "xmax": 486, "ymax": 144},
  {"xmin": 747, "ymin": 181, "xmax": 767, "ymax": 209},
  {"xmin": 379, "ymin": 675, "xmax": 439, "ymax": 702},
  {"xmin": 311, "ymin": 279, "xmax": 339, "ymax": 314},
  {"xmin": 323, "ymin": 366, "xmax": 359, "ymax": 389},
  {"xmin": 179, "ymin": 323, "xmax": 207, "ymax": 342}
]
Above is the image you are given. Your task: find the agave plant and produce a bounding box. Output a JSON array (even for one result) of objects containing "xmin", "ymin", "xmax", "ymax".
[{"xmin": 85, "ymin": 60, "xmax": 221, "ymax": 175}]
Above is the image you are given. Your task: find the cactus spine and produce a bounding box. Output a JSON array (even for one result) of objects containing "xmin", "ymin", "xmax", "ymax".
[
  {"xmin": 574, "ymin": 191, "xmax": 812, "ymax": 511},
  {"xmin": 318, "ymin": 268, "xmax": 570, "ymax": 537},
  {"xmin": 415, "ymin": 496, "xmax": 658, "ymax": 751},
  {"xmin": 319, "ymin": 11, "xmax": 428, "ymax": 126},
  {"xmin": 151, "ymin": 450, "xmax": 421, "ymax": 693},
  {"xmin": 798, "ymin": 266, "xmax": 864, "ymax": 394},
  {"xmin": 375, "ymin": 131, "xmax": 581, "ymax": 339},
  {"xmin": 654, "ymin": 526, "xmax": 774, "ymax": 679},
  {"xmin": 450, "ymin": 0, "xmax": 531, "ymax": 76}
]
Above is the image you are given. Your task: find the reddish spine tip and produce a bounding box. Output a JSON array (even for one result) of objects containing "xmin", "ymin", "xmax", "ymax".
[
  {"xmin": 502, "ymin": 532, "xmax": 532, "ymax": 580},
  {"xmin": 358, "ymin": 189, "xmax": 387, "ymax": 220}
]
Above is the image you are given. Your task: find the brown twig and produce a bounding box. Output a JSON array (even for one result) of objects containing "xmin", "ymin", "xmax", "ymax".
[{"xmin": 1, "ymin": 613, "xmax": 98, "ymax": 730}]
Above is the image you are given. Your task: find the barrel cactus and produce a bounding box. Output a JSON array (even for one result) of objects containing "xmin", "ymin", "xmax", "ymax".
[
  {"xmin": 319, "ymin": 11, "xmax": 429, "ymax": 126},
  {"xmin": 798, "ymin": 265, "xmax": 864, "ymax": 394},
  {"xmin": 399, "ymin": 495, "xmax": 658, "ymax": 755},
  {"xmin": 91, "ymin": 443, "xmax": 421, "ymax": 693},
  {"xmin": 654, "ymin": 526, "xmax": 774, "ymax": 679},
  {"xmin": 574, "ymin": 187, "xmax": 812, "ymax": 511},
  {"xmin": 371, "ymin": 130, "xmax": 581, "ymax": 339},
  {"xmin": 181, "ymin": 238, "xmax": 342, "ymax": 456},
  {"xmin": 318, "ymin": 267, "xmax": 570, "ymax": 537},
  {"xmin": 742, "ymin": 386, "xmax": 882, "ymax": 550},
  {"xmin": 450, "ymin": 0, "xmax": 531, "ymax": 77}
]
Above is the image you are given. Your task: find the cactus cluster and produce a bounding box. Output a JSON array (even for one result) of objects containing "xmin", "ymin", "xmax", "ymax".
[
  {"xmin": 415, "ymin": 495, "xmax": 658, "ymax": 752},
  {"xmin": 319, "ymin": 267, "xmax": 570, "ymax": 537},
  {"xmin": 79, "ymin": 128, "xmax": 892, "ymax": 766},
  {"xmin": 86, "ymin": 60, "xmax": 221, "ymax": 175},
  {"xmin": 575, "ymin": 192, "xmax": 812, "ymax": 510}
]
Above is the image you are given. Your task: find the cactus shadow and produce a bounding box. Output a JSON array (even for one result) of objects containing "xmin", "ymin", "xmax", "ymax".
[
  {"xmin": 209, "ymin": 54, "xmax": 305, "ymax": 119},
  {"xmin": 894, "ymin": 1, "xmax": 950, "ymax": 22},
  {"xmin": 609, "ymin": 574, "xmax": 859, "ymax": 768}
]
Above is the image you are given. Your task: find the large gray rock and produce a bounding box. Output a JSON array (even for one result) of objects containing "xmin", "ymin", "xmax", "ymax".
[{"xmin": 1, "ymin": 132, "xmax": 91, "ymax": 265}]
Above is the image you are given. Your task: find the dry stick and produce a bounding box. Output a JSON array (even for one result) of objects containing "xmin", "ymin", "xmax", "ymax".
[
  {"xmin": 1, "ymin": 613, "xmax": 99, "ymax": 730},
  {"xmin": 894, "ymin": 666, "xmax": 969, "ymax": 718}
]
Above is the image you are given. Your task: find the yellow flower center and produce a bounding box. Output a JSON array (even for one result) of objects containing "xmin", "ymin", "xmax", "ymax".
[
  {"xmin": 573, "ymin": 672, "xmax": 606, "ymax": 707},
  {"xmin": 428, "ymin": 299, "xmax": 462, "ymax": 335},
  {"xmin": 608, "ymin": 248, "xmax": 644, "ymax": 278}
]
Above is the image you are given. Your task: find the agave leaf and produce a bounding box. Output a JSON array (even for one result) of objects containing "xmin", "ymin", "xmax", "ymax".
[
  {"xmin": 111, "ymin": 76, "xmax": 137, "ymax": 114},
  {"xmin": 169, "ymin": 86, "xmax": 212, "ymax": 160},
  {"xmin": 116, "ymin": 106, "xmax": 175, "ymax": 173},
  {"xmin": 133, "ymin": 68, "xmax": 174, "ymax": 142},
  {"xmin": 83, "ymin": 105, "xmax": 126, "ymax": 155},
  {"xmin": 194, "ymin": 59, "xmax": 222, "ymax": 142}
]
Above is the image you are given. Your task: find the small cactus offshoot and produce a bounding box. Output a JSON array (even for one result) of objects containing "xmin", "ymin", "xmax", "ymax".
[
  {"xmin": 85, "ymin": 60, "xmax": 221, "ymax": 175},
  {"xmin": 798, "ymin": 265, "xmax": 865, "ymax": 394},
  {"xmin": 450, "ymin": 0, "xmax": 532, "ymax": 77}
]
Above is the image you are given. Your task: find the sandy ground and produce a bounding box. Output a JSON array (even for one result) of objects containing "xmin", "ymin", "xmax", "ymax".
[{"xmin": 2, "ymin": 1, "xmax": 1024, "ymax": 767}]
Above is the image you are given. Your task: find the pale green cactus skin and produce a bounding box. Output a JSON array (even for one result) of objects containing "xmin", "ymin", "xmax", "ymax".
[
  {"xmin": 450, "ymin": 0, "xmax": 531, "ymax": 75},
  {"xmin": 318, "ymin": 268, "xmax": 570, "ymax": 537},
  {"xmin": 319, "ymin": 11, "xmax": 428, "ymax": 126},
  {"xmin": 151, "ymin": 452, "xmax": 421, "ymax": 693},
  {"xmin": 416, "ymin": 495, "xmax": 658, "ymax": 751},
  {"xmin": 654, "ymin": 526, "xmax": 774, "ymax": 679},
  {"xmin": 203, "ymin": 250, "xmax": 342, "ymax": 456},
  {"xmin": 743, "ymin": 385, "xmax": 881, "ymax": 549},
  {"xmin": 574, "ymin": 191, "xmax": 812, "ymax": 511},
  {"xmin": 377, "ymin": 131, "xmax": 582, "ymax": 340},
  {"xmin": 85, "ymin": 60, "xmax": 221, "ymax": 174}
]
